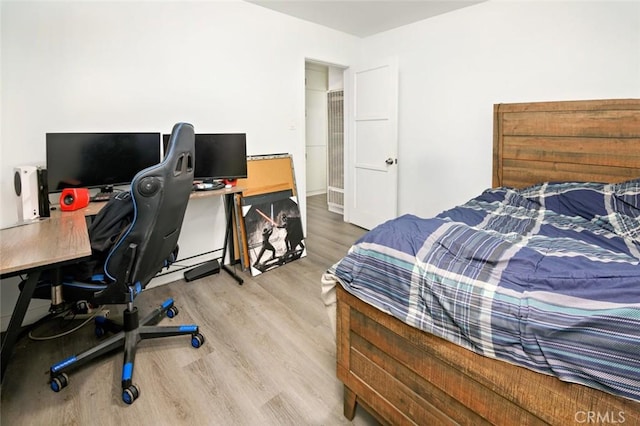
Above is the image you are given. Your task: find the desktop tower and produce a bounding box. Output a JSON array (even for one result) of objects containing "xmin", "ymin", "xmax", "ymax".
[
  {"xmin": 37, "ymin": 168, "xmax": 50, "ymax": 218},
  {"xmin": 14, "ymin": 166, "xmax": 50, "ymax": 222}
]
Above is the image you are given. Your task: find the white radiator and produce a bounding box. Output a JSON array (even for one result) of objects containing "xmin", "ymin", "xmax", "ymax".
[{"xmin": 327, "ymin": 90, "xmax": 344, "ymax": 213}]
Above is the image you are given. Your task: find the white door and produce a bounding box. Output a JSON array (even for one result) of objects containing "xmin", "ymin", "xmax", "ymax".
[{"xmin": 346, "ymin": 58, "xmax": 398, "ymax": 230}]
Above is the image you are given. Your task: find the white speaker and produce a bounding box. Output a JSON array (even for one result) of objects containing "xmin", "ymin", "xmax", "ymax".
[{"xmin": 14, "ymin": 166, "xmax": 40, "ymax": 221}]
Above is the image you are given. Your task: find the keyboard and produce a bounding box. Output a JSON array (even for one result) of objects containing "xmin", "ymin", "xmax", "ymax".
[
  {"xmin": 91, "ymin": 192, "xmax": 113, "ymax": 202},
  {"xmin": 193, "ymin": 182, "xmax": 225, "ymax": 191}
]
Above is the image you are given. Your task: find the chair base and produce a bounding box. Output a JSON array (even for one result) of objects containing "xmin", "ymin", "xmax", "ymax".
[{"xmin": 49, "ymin": 298, "xmax": 204, "ymax": 404}]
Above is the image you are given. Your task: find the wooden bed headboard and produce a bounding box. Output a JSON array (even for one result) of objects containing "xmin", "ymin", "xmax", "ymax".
[{"xmin": 493, "ymin": 98, "xmax": 640, "ymax": 188}]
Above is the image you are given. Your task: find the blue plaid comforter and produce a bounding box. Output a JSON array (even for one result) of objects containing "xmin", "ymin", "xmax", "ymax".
[{"xmin": 328, "ymin": 179, "xmax": 640, "ymax": 402}]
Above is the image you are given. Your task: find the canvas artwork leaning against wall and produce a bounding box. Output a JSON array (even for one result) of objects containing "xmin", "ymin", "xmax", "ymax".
[{"xmin": 242, "ymin": 191, "xmax": 306, "ymax": 276}]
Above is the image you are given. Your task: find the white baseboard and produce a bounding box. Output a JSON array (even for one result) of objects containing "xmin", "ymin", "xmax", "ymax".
[{"xmin": 328, "ymin": 203, "xmax": 344, "ymax": 215}]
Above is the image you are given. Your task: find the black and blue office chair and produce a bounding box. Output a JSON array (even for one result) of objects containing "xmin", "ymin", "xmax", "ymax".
[{"xmin": 47, "ymin": 122, "xmax": 204, "ymax": 404}]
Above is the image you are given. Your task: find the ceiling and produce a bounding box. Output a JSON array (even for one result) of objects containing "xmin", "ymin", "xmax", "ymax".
[{"xmin": 244, "ymin": 1, "xmax": 484, "ymax": 37}]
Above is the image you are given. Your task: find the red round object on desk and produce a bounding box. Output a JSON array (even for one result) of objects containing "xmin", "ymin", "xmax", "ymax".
[{"xmin": 59, "ymin": 188, "xmax": 90, "ymax": 211}]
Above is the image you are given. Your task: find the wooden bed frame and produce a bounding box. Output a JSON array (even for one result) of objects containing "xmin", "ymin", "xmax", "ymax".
[{"xmin": 337, "ymin": 99, "xmax": 640, "ymax": 425}]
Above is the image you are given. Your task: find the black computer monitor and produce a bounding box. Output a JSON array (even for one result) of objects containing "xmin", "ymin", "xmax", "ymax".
[
  {"xmin": 46, "ymin": 133, "xmax": 161, "ymax": 192},
  {"xmin": 163, "ymin": 133, "xmax": 247, "ymax": 181}
]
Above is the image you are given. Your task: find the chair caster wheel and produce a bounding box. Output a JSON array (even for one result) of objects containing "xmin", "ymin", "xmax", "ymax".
[
  {"xmin": 167, "ymin": 306, "xmax": 179, "ymax": 318},
  {"xmin": 191, "ymin": 333, "xmax": 205, "ymax": 348},
  {"xmin": 50, "ymin": 373, "xmax": 69, "ymax": 392},
  {"xmin": 123, "ymin": 384, "xmax": 140, "ymax": 404},
  {"xmin": 94, "ymin": 316, "xmax": 109, "ymax": 337}
]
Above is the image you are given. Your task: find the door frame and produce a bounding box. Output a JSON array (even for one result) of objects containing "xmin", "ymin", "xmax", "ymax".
[{"xmin": 303, "ymin": 58, "xmax": 349, "ymax": 213}]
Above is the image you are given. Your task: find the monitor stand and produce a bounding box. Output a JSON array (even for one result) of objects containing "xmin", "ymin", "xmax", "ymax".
[{"xmin": 92, "ymin": 185, "xmax": 114, "ymax": 202}]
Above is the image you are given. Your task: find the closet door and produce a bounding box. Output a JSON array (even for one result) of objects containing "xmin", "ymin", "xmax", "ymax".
[{"xmin": 346, "ymin": 57, "xmax": 398, "ymax": 230}]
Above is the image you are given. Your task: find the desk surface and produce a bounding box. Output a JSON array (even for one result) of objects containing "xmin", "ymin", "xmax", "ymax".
[
  {"xmin": 0, "ymin": 212, "xmax": 91, "ymax": 277},
  {"xmin": 77, "ymin": 185, "xmax": 245, "ymax": 216},
  {"xmin": 187, "ymin": 185, "xmax": 244, "ymax": 199},
  {"xmin": 0, "ymin": 186, "xmax": 244, "ymax": 277}
]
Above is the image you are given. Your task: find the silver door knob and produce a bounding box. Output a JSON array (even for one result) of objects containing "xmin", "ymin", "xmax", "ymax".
[{"xmin": 385, "ymin": 158, "xmax": 395, "ymax": 165}]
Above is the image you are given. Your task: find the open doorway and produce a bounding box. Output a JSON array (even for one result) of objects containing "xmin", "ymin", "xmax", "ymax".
[{"xmin": 305, "ymin": 60, "xmax": 345, "ymax": 214}]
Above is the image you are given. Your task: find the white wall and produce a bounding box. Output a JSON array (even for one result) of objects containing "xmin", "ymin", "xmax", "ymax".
[
  {"xmin": 358, "ymin": 0, "xmax": 640, "ymax": 218},
  {"xmin": 0, "ymin": 0, "xmax": 357, "ymax": 330},
  {"xmin": 328, "ymin": 66, "xmax": 344, "ymax": 91}
]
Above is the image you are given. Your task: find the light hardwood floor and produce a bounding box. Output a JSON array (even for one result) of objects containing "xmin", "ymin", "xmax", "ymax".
[{"xmin": 0, "ymin": 195, "xmax": 378, "ymax": 425}]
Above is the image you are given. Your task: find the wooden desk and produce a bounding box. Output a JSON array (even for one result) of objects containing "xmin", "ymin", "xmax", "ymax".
[
  {"xmin": 72, "ymin": 185, "xmax": 243, "ymax": 216},
  {"xmin": 0, "ymin": 212, "xmax": 91, "ymax": 275},
  {"xmin": 0, "ymin": 185, "xmax": 244, "ymax": 381},
  {"xmin": 0, "ymin": 212, "xmax": 92, "ymax": 381},
  {"xmin": 186, "ymin": 186, "xmax": 245, "ymax": 284},
  {"xmin": 188, "ymin": 185, "xmax": 244, "ymax": 201},
  {"xmin": 72, "ymin": 186, "xmax": 245, "ymax": 281}
]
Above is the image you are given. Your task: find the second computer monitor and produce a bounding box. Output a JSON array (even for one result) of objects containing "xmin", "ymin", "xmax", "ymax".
[
  {"xmin": 164, "ymin": 133, "xmax": 247, "ymax": 181},
  {"xmin": 46, "ymin": 132, "xmax": 161, "ymax": 192}
]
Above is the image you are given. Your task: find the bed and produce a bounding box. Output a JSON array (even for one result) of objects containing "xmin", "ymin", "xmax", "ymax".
[{"xmin": 322, "ymin": 99, "xmax": 640, "ymax": 425}]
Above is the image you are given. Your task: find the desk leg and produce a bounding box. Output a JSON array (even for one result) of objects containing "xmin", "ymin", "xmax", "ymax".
[
  {"xmin": 1, "ymin": 271, "xmax": 41, "ymax": 382},
  {"xmin": 221, "ymin": 193, "xmax": 244, "ymax": 285}
]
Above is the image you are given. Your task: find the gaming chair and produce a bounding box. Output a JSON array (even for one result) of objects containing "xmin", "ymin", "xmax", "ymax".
[{"xmin": 47, "ymin": 122, "xmax": 203, "ymax": 404}]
